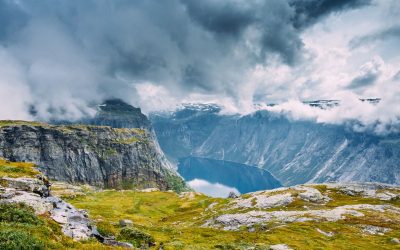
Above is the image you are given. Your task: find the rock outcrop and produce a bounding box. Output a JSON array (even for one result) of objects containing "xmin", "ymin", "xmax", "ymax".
[
  {"xmin": 0, "ymin": 174, "xmax": 133, "ymax": 248},
  {"xmin": 0, "ymin": 122, "xmax": 182, "ymax": 190},
  {"xmin": 204, "ymin": 183, "xmax": 400, "ymax": 231}
]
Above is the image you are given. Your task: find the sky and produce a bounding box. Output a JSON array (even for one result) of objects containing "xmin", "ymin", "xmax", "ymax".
[{"xmin": 0, "ymin": 0, "xmax": 399, "ymax": 133}]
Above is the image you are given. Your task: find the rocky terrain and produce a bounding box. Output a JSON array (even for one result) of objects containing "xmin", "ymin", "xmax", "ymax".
[
  {"xmin": 0, "ymin": 121, "xmax": 184, "ymax": 191},
  {"xmin": 0, "ymin": 159, "xmax": 138, "ymax": 249},
  {"xmin": 1, "ymin": 158, "xmax": 400, "ymax": 249},
  {"xmin": 66, "ymin": 181, "xmax": 400, "ymax": 249},
  {"xmin": 150, "ymin": 104, "xmax": 400, "ymax": 186}
]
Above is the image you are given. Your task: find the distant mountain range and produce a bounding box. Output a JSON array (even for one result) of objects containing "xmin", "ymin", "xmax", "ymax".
[{"xmin": 150, "ymin": 102, "xmax": 400, "ymax": 186}]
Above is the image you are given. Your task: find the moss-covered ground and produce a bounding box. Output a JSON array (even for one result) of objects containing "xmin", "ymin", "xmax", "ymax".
[
  {"xmin": 0, "ymin": 158, "xmax": 40, "ymax": 178},
  {"xmin": 65, "ymin": 188, "xmax": 400, "ymax": 249}
]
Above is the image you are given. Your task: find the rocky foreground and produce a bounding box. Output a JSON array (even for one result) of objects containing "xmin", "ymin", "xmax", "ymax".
[{"xmin": 1, "ymin": 159, "xmax": 400, "ymax": 249}]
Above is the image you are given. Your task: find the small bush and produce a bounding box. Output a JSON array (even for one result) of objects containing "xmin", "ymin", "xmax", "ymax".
[
  {"xmin": 0, "ymin": 229, "xmax": 44, "ymax": 250},
  {"xmin": 118, "ymin": 227, "xmax": 155, "ymax": 247},
  {"xmin": 0, "ymin": 203, "xmax": 42, "ymax": 225},
  {"xmin": 165, "ymin": 174, "xmax": 188, "ymax": 193}
]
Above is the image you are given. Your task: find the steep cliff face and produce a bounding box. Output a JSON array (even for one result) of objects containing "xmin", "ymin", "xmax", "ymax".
[
  {"xmin": 0, "ymin": 121, "xmax": 183, "ymax": 190},
  {"xmin": 151, "ymin": 105, "xmax": 400, "ymax": 186},
  {"xmin": 149, "ymin": 104, "xmax": 226, "ymax": 163}
]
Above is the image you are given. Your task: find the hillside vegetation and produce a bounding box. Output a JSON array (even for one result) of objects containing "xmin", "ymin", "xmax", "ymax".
[{"xmin": 66, "ymin": 183, "xmax": 400, "ymax": 249}]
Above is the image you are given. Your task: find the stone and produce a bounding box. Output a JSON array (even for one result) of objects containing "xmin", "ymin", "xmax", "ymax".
[
  {"xmin": 270, "ymin": 244, "xmax": 293, "ymax": 250},
  {"xmin": 46, "ymin": 196, "xmax": 93, "ymax": 241},
  {"xmin": 316, "ymin": 228, "xmax": 334, "ymax": 237},
  {"xmin": 119, "ymin": 219, "xmax": 134, "ymax": 227},
  {"xmin": 227, "ymin": 191, "xmax": 239, "ymax": 198},
  {"xmin": 209, "ymin": 204, "xmax": 400, "ymax": 231},
  {"xmin": 295, "ymin": 186, "xmax": 328, "ymax": 203},
  {"xmin": 1, "ymin": 177, "xmax": 49, "ymax": 197},
  {"xmin": 140, "ymin": 188, "xmax": 160, "ymax": 192},
  {"xmin": 391, "ymin": 238, "xmax": 400, "ymax": 244},
  {"xmin": 103, "ymin": 239, "xmax": 134, "ymax": 249},
  {"xmin": 3, "ymin": 191, "xmax": 53, "ymax": 214},
  {"xmin": 360, "ymin": 225, "xmax": 391, "ymax": 235}
]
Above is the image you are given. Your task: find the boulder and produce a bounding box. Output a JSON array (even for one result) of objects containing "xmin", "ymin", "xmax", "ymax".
[
  {"xmin": 227, "ymin": 192, "xmax": 239, "ymax": 199},
  {"xmin": 119, "ymin": 219, "xmax": 134, "ymax": 227},
  {"xmin": 391, "ymin": 238, "xmax": 400, "ymax": 244},
  {"xmin": 1, "ymin": 177, "xmax": 49, "ymax": 197},
  {"xmin": 270, "ymin": 244, "xmax": 293, "ymax": 250},
  {"xmin": 47, "ymin": 196, "xmax": 93, "ymax": 241}
]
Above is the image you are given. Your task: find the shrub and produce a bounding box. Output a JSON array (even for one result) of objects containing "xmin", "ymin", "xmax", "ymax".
[
  {"xmin": 118, "ymin": 227, "xmax": 155, "ymax": 247},
  {"xmin": 165, "ymin": 174, "xmax": 188, "ymax": 193},
  {"xmin": 0, "ymin": 203, "xmax": 42, "ymax": 225},
  {"xmin": 0, "ymin": 229, "xmax": 44, "ymax": 250}
]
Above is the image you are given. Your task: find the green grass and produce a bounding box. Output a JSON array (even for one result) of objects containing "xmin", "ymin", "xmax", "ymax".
[
  {"xmin": 0, "ymin": 203, "xmax": 123, "ymax": 250},
  {"xmin": 65, "ymin": 188, "xmax": 400, "ymax": 249},
  {"xmin": 0, "ymin": 159, "xmax": 40, "ymax": 178}
]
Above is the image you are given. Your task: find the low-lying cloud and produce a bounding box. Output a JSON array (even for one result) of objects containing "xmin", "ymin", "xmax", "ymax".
[{"xmin": 0, "ymin": 0, "xmax": 399, "ymax": 134}]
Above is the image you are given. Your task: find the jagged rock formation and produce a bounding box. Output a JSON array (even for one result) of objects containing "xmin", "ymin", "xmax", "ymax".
[
  {"xmin": 150, "ymin": 104, "xmax": 400, "ymax": 186},
  {"xmin": 0, "ymin": 121, "xmax": 182, "ymax": 190},
  {"xmin": 88, "ymin": 99, "xmax": 152, "ymax": 130}
]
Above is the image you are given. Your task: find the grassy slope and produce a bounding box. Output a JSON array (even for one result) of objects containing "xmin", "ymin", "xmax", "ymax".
[
  {"xmin": 66, "ymin": 189, "xmax": 400, "ymax": 250},
  {"xmin": 0, "ymin": 159, "xmax": 41, "ymax": 178},
  {"xmin": 1, "ymin": 159, "xmax": 399, "ymax": 249}
]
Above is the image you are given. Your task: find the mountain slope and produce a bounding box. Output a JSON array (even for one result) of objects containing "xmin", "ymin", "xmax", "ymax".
[{"xmin": 150, "ymin": 105, "xmax": 400, "ymax": 186}]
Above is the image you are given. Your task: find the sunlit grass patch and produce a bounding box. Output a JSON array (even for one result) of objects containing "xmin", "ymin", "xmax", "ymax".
[{"xmin": 0, "ymin": 159, "xmax": 40, "ymax": 178}]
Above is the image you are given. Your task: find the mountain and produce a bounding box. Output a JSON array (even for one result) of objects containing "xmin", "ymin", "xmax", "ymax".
[
  {"xmin": 150, "ymin": 104, "xmax": 400, "ymax": 186},
  {"xmin": 87, "ymin": 99, "xmax": 152, "ymax": 129},
  {"xmin": 178, "ymin": 156, "xmax": 282, "ymax": 194},
  {"xmin": 0, "ymin": 121, "xmax": 185, "ymax": 191},
  {"xmin": 149, "ymin": 103, "xmax": 227, "ymax": 164}
]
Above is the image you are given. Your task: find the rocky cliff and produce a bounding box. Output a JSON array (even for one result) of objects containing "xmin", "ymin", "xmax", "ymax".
[
  {"xmin": 0, "ymin": 121, "xmax": 184, "ymax": 190},
  {"xmin": 87, "ymin": 99, "xmax": 152, "ymax": 130},
  {"xmin": 150, "ymin": 104, "xmax": 400, "ymax": 186}
]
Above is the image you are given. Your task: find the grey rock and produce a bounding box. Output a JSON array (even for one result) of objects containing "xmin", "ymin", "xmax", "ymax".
[
  {"xmin": 0, "ymin": 124, "xmax": 182, "ymax": 190},
  {"xmin": 1, "ymin": 177, "xmax": 49, "ymax": 197},
  {"xmin": 46, "ymin": 196, "xmax": 93, "ymax": 240},
  {"xmin": 2, "ymin": 190, "xmax": 53, "ymax": 214},
  {"xmin": 119, "ymin": 219, "xmax": 134, "ymax": 227},
  {"xmin": 269, "ymin": 244, "xmax": 293, "ymax": 250},
  {"xmin": 360, "ymin": 225, "xmax": 391, "ymax": 235},
  {"xmin": 227, "ymin": 191, "xmax": 239, "ymax": 199},
  {"xmin": 391, "ymin": 238, "xmax": 400, "ymax": 244},
  {"xmin": 103, "ymin": 239, "xmax": 134, "ymax": 249}
]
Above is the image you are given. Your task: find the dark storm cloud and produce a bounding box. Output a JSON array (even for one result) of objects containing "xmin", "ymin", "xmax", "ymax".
[
  {"xmin": 290, "ymin": 0, "xmax": 372, "ymax": 29},
  {"xmin": 0, "ymin": 0, "xmax": 372, "ymax": 119},
  {"xmin": 182, "ymin": 0, "xmax": 254, "ymax": 36},
  {"xmin": 350, "ymin": 25, "xmax": 400, "ymax": 48},
  {"xmin": 348, "ymin": 72, "xmax": 379, "ymax": 89},
  {"xmin": 347, "ymin": 59, "xmax": 382, "ymax": 89},
  {"xmin": 182, "ymin": 0, "xmax": 372, "ymax": 65}
]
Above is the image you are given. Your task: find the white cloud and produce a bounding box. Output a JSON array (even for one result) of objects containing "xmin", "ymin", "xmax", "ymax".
[{"xmin": 187, "ymin": 178, "xmax": 240, "ymax": 198}]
